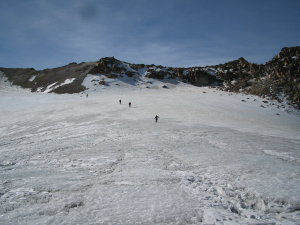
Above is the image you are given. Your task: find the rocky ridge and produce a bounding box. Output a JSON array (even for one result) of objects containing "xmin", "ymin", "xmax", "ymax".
[
  {"xmin": 1, "ymin": 46, "xmax": 300, "ymax": 108},
  {"xmin": 214, "ymin": 47, "xmax": 300, "ymax": 108},
  {"xmin": 88, "ymin": 56, "xmax": 222, "ymax": 86}
]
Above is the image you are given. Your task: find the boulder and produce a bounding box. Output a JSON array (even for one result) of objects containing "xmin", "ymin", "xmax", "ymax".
[
  {"xmin": 148, "ymin": 70, "xmax": 166, "ymax": 79},
  {"xmin": 125, "ymin": 71, "xmax": 135, "ymax": 77}
]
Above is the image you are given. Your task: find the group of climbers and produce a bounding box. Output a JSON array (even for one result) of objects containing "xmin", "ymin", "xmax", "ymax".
[{"xmin": 119, "ymin": 99, "xmax": 159, "ymax": 122}]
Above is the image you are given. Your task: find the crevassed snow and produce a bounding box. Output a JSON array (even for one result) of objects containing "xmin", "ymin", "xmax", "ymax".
[{"xmin": 0, "ymin": 82, "xmax": 300, "ymax": 224}]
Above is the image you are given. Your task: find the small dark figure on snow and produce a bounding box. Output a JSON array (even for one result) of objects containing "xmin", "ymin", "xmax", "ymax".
[
  {"xmin": 86, "ymin": 94, "xmax": 88, "ymax": 98},
  {"xmin": 129, "ymin": 102, "xmax": 131, "ymax": 107},
  {"xmin": 154, "ymin": 115, "xmax": 159, "ymax": 122},
  {"xmin": 119, "ymin": 99, "xmax": 121, "ymax": 104}
]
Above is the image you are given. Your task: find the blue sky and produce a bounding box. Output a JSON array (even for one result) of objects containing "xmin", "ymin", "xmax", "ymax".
[{"xmin": 0, "ymin": 0, "xmax": 299, "ymax": 70}]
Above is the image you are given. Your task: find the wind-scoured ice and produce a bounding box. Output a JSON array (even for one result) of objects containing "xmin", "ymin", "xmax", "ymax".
[{"xmin": 0, "ymin": 77, "xmax": 300, "ymax": 224}]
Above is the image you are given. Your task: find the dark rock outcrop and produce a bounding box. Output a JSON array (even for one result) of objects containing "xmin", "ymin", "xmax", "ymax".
[
  {"xmin": 89, "ymin": 57, "xmax": 118, "ymax": 75},
  {"xmin": 125, "ymin": 71, "xmax": 136, "ymax": 77},
  {"xmin": 147, "ymin": 70, "xmax": 167, "ymax": 79},
  {"xmin": 188, "ymin": 68, "xmax": 218, "ymax": 86},
  {"xmin": 214, "ymin": 47, "xmax": 300, "ymax": 108}
]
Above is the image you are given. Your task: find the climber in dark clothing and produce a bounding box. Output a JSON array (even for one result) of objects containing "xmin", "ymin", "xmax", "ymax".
[
  {"xmin": 154, "ymin": 115, "xmax": 159, "ymax": 122},
  {"xmin": 129, "ymin": 102, "xmax": 131, "ymax": 107},
  {"xmin": 119, "ymin": 99, "xmax": 121, "ymax": 104}
]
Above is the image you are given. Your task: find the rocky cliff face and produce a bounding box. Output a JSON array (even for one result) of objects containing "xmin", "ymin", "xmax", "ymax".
[
  {"xmin": 264, "ymin": 47, "xmax": 300, "ymax": 105},
  {"xmin": 213, "ymin": 47, "xmax": 300, "ymax": 108},
  {"xmin": 1, "ymin": 46, "xmax": 299, "ymax": 108}
]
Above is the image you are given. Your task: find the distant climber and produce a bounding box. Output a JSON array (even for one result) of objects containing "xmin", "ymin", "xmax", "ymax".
[
  {"xmin": 86, "ymin": 94, "xmax": 88, "ymax": 98},
  {"xmin": 119, "ymin": 99, "xmax": 121, "ymax": 104},
  {"xmin": 129, "ymin": 102, "xmax": 131, "ymax": 107},
  {"xmin": 154, "ymin": 115, "xmax": 159, "ymax": 122}
]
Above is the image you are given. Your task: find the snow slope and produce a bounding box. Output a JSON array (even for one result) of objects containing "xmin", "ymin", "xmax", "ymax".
[{"xmin": 0, "ymin": 79, "xmax": 300, "ymax": 224}]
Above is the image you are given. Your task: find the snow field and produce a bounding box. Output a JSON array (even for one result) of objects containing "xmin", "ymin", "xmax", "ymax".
[{"xmin": 0, "ymin": 84, "xmax": 300, "ymax": 224}]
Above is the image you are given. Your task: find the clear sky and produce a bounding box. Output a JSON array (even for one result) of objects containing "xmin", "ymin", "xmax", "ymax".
[{"xmin": 0, "ymin": 0, "xmax": 299, "ymax": 70}]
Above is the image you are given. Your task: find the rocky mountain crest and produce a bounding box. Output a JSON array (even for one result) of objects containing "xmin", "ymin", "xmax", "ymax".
[
  {"xmin": 1, "ymin": 46, "xmax": 300, "ymax": 108},
  {"xmin": 215, "ymin": 47, "xmax": 300, "ymax": 107}
]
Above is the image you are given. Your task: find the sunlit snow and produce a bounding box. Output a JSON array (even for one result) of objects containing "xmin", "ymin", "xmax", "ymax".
[{"xmin": 0, "ymin": 77, "xmax": 300, "ymax": 224}]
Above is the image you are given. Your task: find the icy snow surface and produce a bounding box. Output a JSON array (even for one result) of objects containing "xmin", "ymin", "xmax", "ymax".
[{"xmin": 0, "ymin": 79, "xmax": 300, "ymax": 224}]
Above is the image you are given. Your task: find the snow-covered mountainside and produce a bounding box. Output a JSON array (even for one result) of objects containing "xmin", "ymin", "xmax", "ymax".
[
  {"xmin": 0, "ymin": 80, "xmax": 300, "ymax": 224},
  {"xmin": 0, "ymin": 57, "xmax": 222, "ymax": 94},
  {"xmin": 1, "ymin": 46, "xmax": 300, "ymax": 109}
]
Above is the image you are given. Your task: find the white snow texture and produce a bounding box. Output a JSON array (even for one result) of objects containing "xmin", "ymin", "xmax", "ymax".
[{"xmin": 0, "ymin": 74, "xmax": 300, "ymax": 225}]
